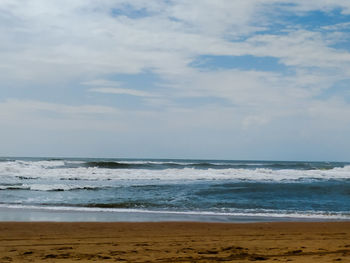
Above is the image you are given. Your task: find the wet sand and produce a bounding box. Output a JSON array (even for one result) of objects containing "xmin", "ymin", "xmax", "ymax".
[{"xmin": 1, "ymin": 222, "xmax": 350, "ymax": 262}]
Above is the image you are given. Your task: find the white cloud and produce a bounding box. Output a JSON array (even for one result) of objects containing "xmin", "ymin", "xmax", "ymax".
[
  {"xmin": 1, "ymin": 0, "xmax": 350, "ymax": 158},
  {"xmin": 89, "ymin": 87, "xmax": 155, "ymax": 97},
  {"xmin": 290, "ymin": 0, "xmax": 350, "ymax": 14},
  {"xmin": 322, "ymin": 22, "xmax": 350, "ymax": 31},
  {"xmin": 83, "ymin": 79, "xmax": 157, "ymax": 97},
  {"xmin": 1, "ymin": 0, "xmax": 350, "ymax": 86},
  {"xmin": 82, "ymin": 79, "xmax": 122, "ymax": 87},
  {"xmin": 0, "ymin": 99, "xmax": 119, "ymax": 115},
  {"xmin": 245, "ymin": 30, "xmax": 350, "ymax": 69}
]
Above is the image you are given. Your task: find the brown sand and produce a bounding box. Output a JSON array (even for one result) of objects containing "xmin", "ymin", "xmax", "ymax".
[{"xmin": 0, "ymin": 222, "xmax": 350, "ymax": 262}]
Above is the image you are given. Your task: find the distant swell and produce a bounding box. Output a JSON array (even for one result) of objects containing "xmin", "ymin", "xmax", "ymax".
[
  {"xmin": 0, "ymin": 186, "xmax": 30, "ymax": 190},
  {"xmin": 2, "ymin": 185, "xmax": 112, "ymax": 192},
  {"xmin": 82, "ymin": 202, "xmax": 166, "ymax": 209},
  {"xmin": 38, "ymin": 202, "xmax": 167, "ymax": 209},
  {"xmin": 46, "ymin": 186, "xmax": 107, "ymax": 192},
  {"xmin": 86, "ymin": 161, "xmax": 134, "ymax": 169},
  {"xmin": 84, "ymin": 161, "xmax": 343, "ymax": 170}
]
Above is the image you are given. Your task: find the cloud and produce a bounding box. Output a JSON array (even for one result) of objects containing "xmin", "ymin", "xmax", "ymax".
[
  {"xmin": 322, "ymin": 22, "xmax": 350, "ymax": 31},
  {"xmin": 1, "ymin": 0, "xmax": 349, "ymax": 85},
  {"xmin": 83, "ymin": 79, "xmax": 156, "ymax": 97},
  {"xmin": 245, "ymin": 30, "xmax": 350, "ymax": 69},
  {"xmin": 1, "ymin": 0, "xmax": 350, "ymax": 159},
  {"xmin": 82, "ymin": 79, "xmax": 122, "ymax": 87},
  {"xmin": 290, "ymin": 0, "xmax": 350, "ymax": 14},
  {"xmin": 89, "ymin": 87, "xmax": 155, "ymax": 97},
  {"xmin": 0, "ymin": 99, "xmax": 119, "ymax": 115},
  {"xmin": 0, "ymin": 99, "xmax": 122, "ymax": 132}
]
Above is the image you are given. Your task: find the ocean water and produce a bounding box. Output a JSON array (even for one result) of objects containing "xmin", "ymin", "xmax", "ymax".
[{"xmin": 0, "ymin": 157, "xmax": 350, "ymax": 221}]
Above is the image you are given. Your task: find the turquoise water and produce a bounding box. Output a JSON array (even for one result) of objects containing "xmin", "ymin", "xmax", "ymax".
[{"xmin": 0, "ymin": 157, "xmax": 350, "ymax": 221}]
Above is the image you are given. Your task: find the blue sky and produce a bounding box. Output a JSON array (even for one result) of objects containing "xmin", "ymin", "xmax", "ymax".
[{"xmin": 1, "ymin": 0, "xmax": 350, "ymax": 161}]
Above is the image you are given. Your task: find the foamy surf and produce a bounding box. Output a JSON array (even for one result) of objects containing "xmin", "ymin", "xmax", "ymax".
[{"xmin": 0, "ymin": 159, "xmax": 350, "ymax": 182}]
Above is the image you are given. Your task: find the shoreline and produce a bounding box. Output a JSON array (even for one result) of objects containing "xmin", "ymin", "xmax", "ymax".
[
  {"xmin": 1, "ymin": 221, "xmax": 350, "ymax": 262},
  {"xmin": 0, "ymin": 206, "xmax": 348, "ymax": 223}
]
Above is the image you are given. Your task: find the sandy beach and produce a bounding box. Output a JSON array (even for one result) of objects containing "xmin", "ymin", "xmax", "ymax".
[{"xmin": 0, "ymin": 222, "xmax": 349, "ymax": 262}]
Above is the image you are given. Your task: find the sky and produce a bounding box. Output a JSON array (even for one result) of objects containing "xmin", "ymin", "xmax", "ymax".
[{"xmin": 1, "ymin": 0, "xmax": 350, "ymax": 161}]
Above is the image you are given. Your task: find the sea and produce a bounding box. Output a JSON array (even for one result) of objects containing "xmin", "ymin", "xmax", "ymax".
[{"xmin": 0, "ymin": 157, "xmax": 350, "ymax": 222}]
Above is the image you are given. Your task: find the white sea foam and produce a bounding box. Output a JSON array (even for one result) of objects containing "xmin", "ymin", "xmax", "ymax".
[
  {"xmin": 1, "ymin": 160, "xmax": 350, "ymax": 182},
  {"xmin": 24, "ymin": 184, "xmax": 104, "ymax": 191}
]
